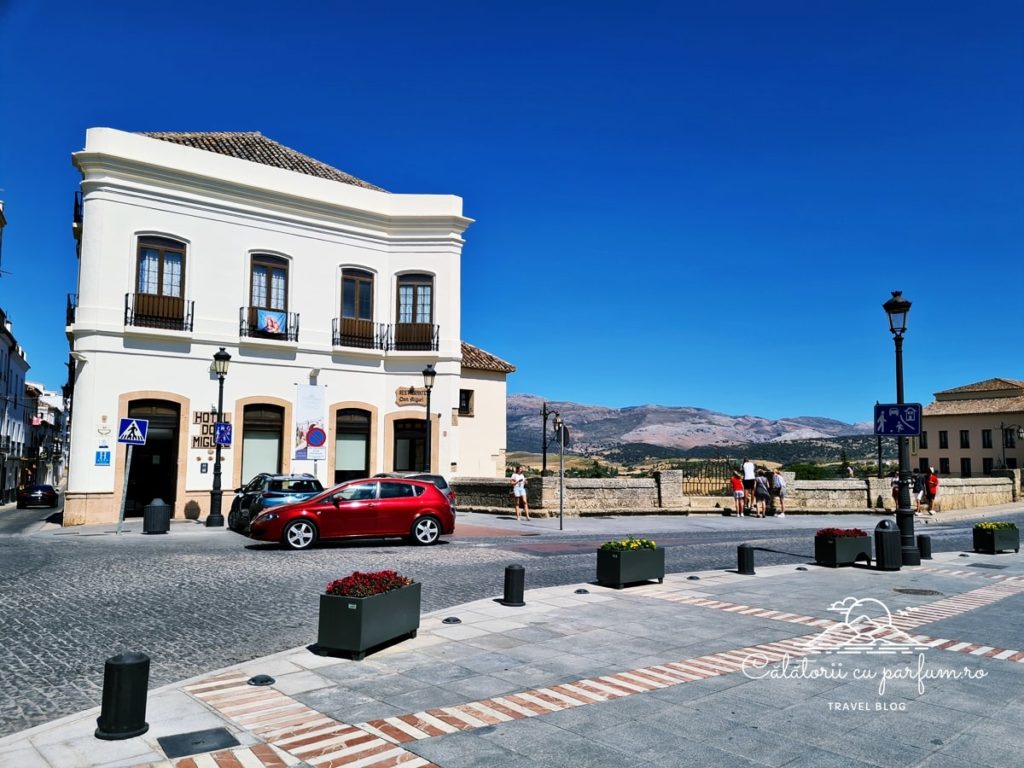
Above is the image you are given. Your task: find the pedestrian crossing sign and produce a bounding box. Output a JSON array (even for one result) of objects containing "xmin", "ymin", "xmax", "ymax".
[{"xmin": 117, "ymin": 418, "xmax": 149, "ymax": 445}]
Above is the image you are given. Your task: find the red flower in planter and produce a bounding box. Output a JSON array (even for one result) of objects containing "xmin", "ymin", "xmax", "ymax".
[
  {"xmin": 326, "ymin": 570, "xmax": 413, "ymax": 598},
  {"xmin": 815, "ymin": 527, "xmax": 867, "ymax": 538}
]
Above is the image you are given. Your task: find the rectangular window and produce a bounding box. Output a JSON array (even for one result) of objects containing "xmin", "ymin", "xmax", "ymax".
[
  {"xmin": 1005, "ymin": 429, "xmax": 1018, "ymax": 449},
  {"xmin": 1009, "ymin": 458, "xmax": 1019, "ymax": 469},
  {"xmin": 983, "ymin": 457, "xmax": 994, "ymax": 475},
  {"xmin": 251, "ymin": 255, "xmax": 288, "ymax": 311},
  {"xmin": 342, "ymin": 269, "xmax": 374, "ymax": 321},
  {"xmin": 459, "ymin": 389, "xmax": 474, "ymax": 417},
  {"xmin": 960, "ymin": 458, "xmax": 972, "ymax": 477},
  {"xmin": 918, "ymin": 458, "xmax": 930, "ymax": 473},
  {"xmin": 920, "ymin": 431, "xmax": 928, "ymax": 449},
  {"xmin": 938, "ymin": 431, "xmax": 948, "ymax": 449},
  {"xmin": 982, "ymin": 429, "xmax": 992, "ymax": 449},
  {"xmin": 397, "ymin": 274, "xmax": 433, "ymax": 324},
  {"xmin": 959, "ymin": 430, "xmax": 970, "ymax": 449},
  {"xmin": 939, "ymin": 458, "xmax": 950, "ymax": 475}
]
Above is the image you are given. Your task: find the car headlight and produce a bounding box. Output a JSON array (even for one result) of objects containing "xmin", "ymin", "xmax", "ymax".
[{"xmin": 257, "ymin": 512, "xmax": 278, "ymax": 522}]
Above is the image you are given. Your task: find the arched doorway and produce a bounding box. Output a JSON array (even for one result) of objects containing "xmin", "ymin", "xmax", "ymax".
[
  {"xmin": 126, "ymin": 400, "xmax": 180, "ymax": 516},
  {"xmin": 335, "ymin": 408, "xmax": 371, "ymax": 483},
  {"xmin": 393, "ymin": 419, "xmax": 426, "ymax": 472},
  {"xmin": 241, "ymin": 404, "xmax": 284, "ymax": 483}
]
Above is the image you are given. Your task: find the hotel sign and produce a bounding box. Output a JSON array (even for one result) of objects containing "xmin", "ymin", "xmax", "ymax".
[
  {"xmin": 396, "ymin": 387, "xmax": 427, "ymax": 407},
  {"xmin": 191, "ymin": 410, "xmax": 232, "ymax": 449}
]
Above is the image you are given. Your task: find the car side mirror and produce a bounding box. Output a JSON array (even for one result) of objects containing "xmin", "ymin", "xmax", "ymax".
[{"xmin": 331, "ymin": 496, "xmax": 340, "ymax": 507}]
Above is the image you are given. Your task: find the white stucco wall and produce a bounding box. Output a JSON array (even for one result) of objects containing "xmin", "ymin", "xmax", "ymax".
[{"xmin": 65, "ymin": 128, "xmax": 506, "ymax": 525}]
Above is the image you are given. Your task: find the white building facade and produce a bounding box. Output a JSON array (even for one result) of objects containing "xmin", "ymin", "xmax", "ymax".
[{"xmin": 65, "ymin": 129, "xmax": 512, "ymax": 525}]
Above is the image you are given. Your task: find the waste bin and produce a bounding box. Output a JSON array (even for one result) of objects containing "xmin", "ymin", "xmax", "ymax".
[
  {"xmin": 143, "ymin": 498, "xmax": 171, "ymax": 534},
  {"xmin": 874, "ymin": 519, "xmax": 901, "ymax": 571}
]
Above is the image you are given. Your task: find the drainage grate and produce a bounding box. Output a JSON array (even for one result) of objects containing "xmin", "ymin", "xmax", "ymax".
[
  {"xmin": 968, "ymin": 563, "xmax": 1009, "ymax": 570},
  {"xmin": 894, "ymin": 588, "xmax": 943, "ymax": 596},
  {"xmin": 158, "ymin": 728, "xmax": 239, "ymax": 759}
]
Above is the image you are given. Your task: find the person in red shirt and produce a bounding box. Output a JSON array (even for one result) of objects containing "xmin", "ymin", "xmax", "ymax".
[
  {"xmin": 926, "ymin": 468, "xmax": 940, "ymax": 515},
  {"xmin": 730, "ymin": 471, "xmax": 745, "ymax": 516}
]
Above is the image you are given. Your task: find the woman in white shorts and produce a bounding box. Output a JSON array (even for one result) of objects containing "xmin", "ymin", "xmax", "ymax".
[{"xmin": 510, "ymin": 465, "xmax": 530, "ymax": 521}]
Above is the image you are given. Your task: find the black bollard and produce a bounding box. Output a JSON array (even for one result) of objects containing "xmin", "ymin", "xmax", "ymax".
[
  {"xmin": 917, "ymin": 534, "xmax": 933, "ymax": 560},
  {"xmin": 501, "ymin": 564, "xmax": 525, "ymax": 606},
  {"xmin": 737, "ymin": 544, "xmax": 755, "ymax": 575},
  {"xmin": 95, "ymin": 651, "xmax": 150, "ymax": 740}
]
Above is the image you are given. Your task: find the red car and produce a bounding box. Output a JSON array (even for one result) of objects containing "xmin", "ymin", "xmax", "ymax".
[{"xmin": 248, "ymin": 477, "xmax": 455, "ymax": 550}]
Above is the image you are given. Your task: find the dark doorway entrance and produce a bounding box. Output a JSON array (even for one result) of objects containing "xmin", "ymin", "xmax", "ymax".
[
  {"xmin": 126, "ymin": 400, "xmax": 180, "ymax": 517},
  {"xmin": 335, "ymin": 409, "xmax": 371, "ymax": 483},
  {"xmin": 393, "ymin": 419, "xmax": 426, "ymax": 472}
]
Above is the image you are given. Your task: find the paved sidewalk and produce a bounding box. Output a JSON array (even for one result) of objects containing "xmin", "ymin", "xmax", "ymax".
[{"xmin": 4, "ymin": 543, "xmax": 1024, "ymax": 768}]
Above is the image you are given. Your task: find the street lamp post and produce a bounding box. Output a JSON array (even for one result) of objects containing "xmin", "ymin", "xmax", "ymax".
[
  {"xmin": 206, "ymin": 347, "xmax": 231, "ymax": 527},
  {"xmin": 553, "ymin": 412, "xmax": 565, "ymax": 531},
  {"xmin": 1000, "ymin": 422, "xmax": 1024, "ymax": 469},
  {"xmin": 422, "ymin": 364, "xmax": 435, "ymax": 472},
  {"xmin": 883, "ymin": 291, "xmax": 920, "ymax": 566}
]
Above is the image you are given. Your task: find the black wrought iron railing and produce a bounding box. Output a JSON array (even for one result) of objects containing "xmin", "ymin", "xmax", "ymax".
[
  {"xmin": 73, "ymin": 191, "xmax": 83, "ymax": 227},
  {"xmin": 66, "ymin": 294, "xmax": 78, "ymax": 326},
  {"xmin": 390, "ymin": 322, "xmax": 439, "ymax": 351},
  {"xmin": 124, "ymin": 293, "xmax": 194, "ymax": 331},
  {"xmin": 332, "ymin": 318, "xmax": 388, "ymax": 350},
  {"xmin": 240, "ymin": 306, "xmax": 300, "ymax": 342}
]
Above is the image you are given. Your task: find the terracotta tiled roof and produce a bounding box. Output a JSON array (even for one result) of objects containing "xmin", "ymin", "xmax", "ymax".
[
  {"xmin": 138, "ymin": 132, "xmax": 385, "ymax": 191},
  {"xmin": 924, "ymin": 396, "xmax": 1024, "ymax": 417},
  {"xmin": 935, "ymin": 378, "xmax": 1024, "ymax": 396},
  {"xmin": 461, "ymin": 342, "xmax": 515, "ymax": 373}
]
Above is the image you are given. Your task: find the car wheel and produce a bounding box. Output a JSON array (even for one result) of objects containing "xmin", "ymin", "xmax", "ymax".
[
  {"xmin": 411, "ymin": 516, "xmax": 441, "ymax": 546},
  {"xmin": 282, "ymin": 519, "xmax": 318, "ymax": 550}
]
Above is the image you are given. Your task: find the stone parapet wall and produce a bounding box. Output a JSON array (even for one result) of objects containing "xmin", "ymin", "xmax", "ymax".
[{"xmin": 452, "ymin": 472, "xmax": 1014, "ymax": 516}]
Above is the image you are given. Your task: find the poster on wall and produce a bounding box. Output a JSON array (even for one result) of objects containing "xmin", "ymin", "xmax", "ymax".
[{"xmin": 294, "ymin": 383, "xmax": 327, "ymax": 461}]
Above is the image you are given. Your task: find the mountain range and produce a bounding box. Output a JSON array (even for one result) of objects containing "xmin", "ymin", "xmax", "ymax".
[{"xmin": 507, "ymin": 394, "xmax": 873, "ymax": 454}]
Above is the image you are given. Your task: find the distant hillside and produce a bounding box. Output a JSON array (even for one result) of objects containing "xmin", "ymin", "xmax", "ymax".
[{"xmin": 508, "ymin": 394, "xmax": 877, "ymax": 460}]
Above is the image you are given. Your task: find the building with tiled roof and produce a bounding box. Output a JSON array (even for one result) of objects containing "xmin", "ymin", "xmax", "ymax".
[
  {"xmin": 920, "ymin": 377, "xmax": 1024, "ymax": 478},
  {"xmin": 63, "ymin": 128, "xmax": 512, "ymax": 526}
]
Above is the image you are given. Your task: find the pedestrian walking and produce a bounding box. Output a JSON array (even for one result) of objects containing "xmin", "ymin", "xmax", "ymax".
[
  {"xmin": 510, "ymin": 465, "xmax": 530, "ymax": 521},
  {"xmin": 912, "ymin": 468, "xmax": 925, "ymax": 516},
  {"xmin": 730, "ymin": 470, "xmax": 745, "ymax": 517},
  {"xmin": 926, "ymin": 467, "xmax": 940, "ymax": 515},
  {"xmin": 890, "ymin": 471, "xmax": 900, "ymax": 508}
]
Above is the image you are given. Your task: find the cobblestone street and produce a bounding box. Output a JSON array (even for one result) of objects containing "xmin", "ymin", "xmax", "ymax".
[{"xmin": 0, "ymin": 512, "xmax": 998, "ymax": 738}]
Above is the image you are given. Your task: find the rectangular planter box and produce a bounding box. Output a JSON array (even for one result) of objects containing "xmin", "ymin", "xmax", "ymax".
[
  {"xmin": 814, "ymin": 535, "xmax": 871, "ymax": 568},
  {"xmin": 973, "ymin": 528, "xmax": 1020, "ymax": 555},
  {"xmin": 317, "ymin": 581, "xmax": 421, "ymax": 660},
  {"xmin": 596, "ymin": 547, "xmax": 665, "ymax": 589}
]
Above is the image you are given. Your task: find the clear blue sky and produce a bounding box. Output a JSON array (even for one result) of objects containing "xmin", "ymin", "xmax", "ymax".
[{"xmin": 1, "ymin": 1, "xmax": 1020, "ymax": 424}]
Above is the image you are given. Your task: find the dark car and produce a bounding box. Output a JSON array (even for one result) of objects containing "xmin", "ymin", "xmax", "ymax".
[
  {"xmin": 228, "ymin": 473, "xmax": 324, "ymax": 532},
  {"xmin": 374, "ymin": 472, "xmax": 456, "ymax": 514},
  {"xmin": 17, "ymin": 484, "xmax": 59, "ymax": 509},
  {"xmin": 249, "ymin": 477, "xmax": 455, "ymax": 550}
]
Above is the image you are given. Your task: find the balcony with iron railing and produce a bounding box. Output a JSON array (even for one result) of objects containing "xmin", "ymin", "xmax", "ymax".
[
  {"xmin": 72, "ymin": 191, "xmax": 82, "ymax": 238},
  {"xmin": 125, "ymin": 293, "xmax": 194, "ymax": 332},
  {"xmin": 390, "ymin": 322, "xmax": 439, "ymax": 351},
  {"xmin": 332, "ymin": 317, "xmax": 389, "ymax": 350},
  {"xmin": 240, "ymin": 306, "xmax": 300, "ymax": 343},
  {"xmin": 66, "ymin": 294, "xmax": 78, "ymax": 326}
]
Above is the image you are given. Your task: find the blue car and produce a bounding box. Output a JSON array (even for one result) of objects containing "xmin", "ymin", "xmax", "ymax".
[{"xmin": 228, "ymin": 473, "xmax": 323, "ymax": 533}]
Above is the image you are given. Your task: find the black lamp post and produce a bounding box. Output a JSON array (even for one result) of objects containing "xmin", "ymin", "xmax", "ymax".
[
  {"xmin": 206, "ymin": 347, "xmax": 231, "ymax": 527},
  {"xmin": 883, "ymin": 291, "xmax": 920, "ymax": 565},
  {"xmin": 422, "ymin": 364, "xmax": 435, "ymax": 472},
  {"xmin": 1000, "ymin": 422, "xmax": 1024, "ymax": 468}
]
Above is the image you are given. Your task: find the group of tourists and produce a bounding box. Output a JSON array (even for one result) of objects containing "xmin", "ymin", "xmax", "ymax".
[
  {"xmin": 891, "ymin": 467, "xmax": 940, "ymax": 516},
  {"xmin": 729, "ymin": 458, "xmax": 786, "ymax": 518}
]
